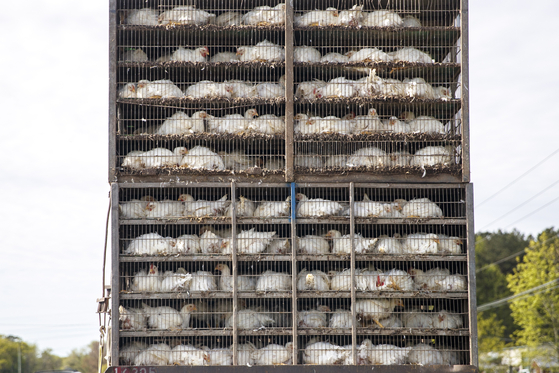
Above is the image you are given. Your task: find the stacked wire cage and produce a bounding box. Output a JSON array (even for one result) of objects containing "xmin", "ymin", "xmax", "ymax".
[{"xmin": 109, "ymin": 0, "xmax": 475, "ymax": 369}]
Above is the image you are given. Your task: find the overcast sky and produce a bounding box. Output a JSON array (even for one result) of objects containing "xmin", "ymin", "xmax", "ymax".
[{"xmin": 0, "ymin": 0, "xmax": 557, "ymax": 358}]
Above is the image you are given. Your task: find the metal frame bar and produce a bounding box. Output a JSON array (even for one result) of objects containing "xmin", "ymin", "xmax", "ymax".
[
  {"xmin": 461, "ymin": 0, "xmax": 471, "ymax": 183},
  {"xmin": 290, "ymin": 182, "xmax": 298, "ymax": 364},
  {"xmin": 466, "ymin": 183, "xmax": 478, "ymax": 366},
  {"xmin": 108, "ymin": 0, "xmax": 117, "ymax": 183},
  {"xmin": 284, "ymin": 0, "xmax": 295, "ymax": 182},
  {"xmin": 110, "ymin": 183, "xmax": 120, "ymax": 365},
  {"xmin": 230, "ymin": 182, "xmax": 238, "ymax": 365},
  {"xmin": 349, "ymin": 182, "xmax": 357, "ymax": 364}
]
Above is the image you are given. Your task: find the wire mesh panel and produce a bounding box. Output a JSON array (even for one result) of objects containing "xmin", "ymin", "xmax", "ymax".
[
  {"xmin": 291, "ymin": 0, "xmax": 465, "ymax": 181},
  {"xmin": 113, "ymin": 0, "xmax": 288, "ymax": 181},
  {"xmin": 113, "ymin": 180, "xmax": 473, "ymax": 366}
]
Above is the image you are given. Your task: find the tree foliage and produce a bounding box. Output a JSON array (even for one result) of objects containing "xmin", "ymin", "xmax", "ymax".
[
  {"xmin": 0, "ymin": 336, "xmax": 100, "ymax": 373},
  {"xmin": 507, "ymin": 228, "xmax": 559, "ymax": 359},
  {"xmin": 476, "ymin": 230, "xmax": 530, "ymax": 346}
]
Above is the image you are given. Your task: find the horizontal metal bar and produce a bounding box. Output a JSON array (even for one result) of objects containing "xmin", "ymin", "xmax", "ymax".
[{"xmin": 119, "ymin": 218, "xmax": 467, "ymax": 226}]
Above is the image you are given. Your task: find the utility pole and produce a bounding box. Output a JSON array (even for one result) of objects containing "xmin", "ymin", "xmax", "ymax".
[{"xmin": 17, "ymin": 342, "xmax": 21, "ymax": 373}]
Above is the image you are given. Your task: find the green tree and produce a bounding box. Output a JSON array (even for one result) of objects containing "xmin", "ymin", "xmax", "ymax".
[
  {"xmin": 0, "ymin": 335, "xmax": 63, "ymax": 373},
  {"xmin": 476, "ymin": 231, "xmax": 530, "ymax": 345},
  {"xmin": 63, "ymin": 342, "xmax": 100, "ymax": 373},
  {"xmin": 507, "ymin": 228, "xmax": 559, "ymax": 359}
]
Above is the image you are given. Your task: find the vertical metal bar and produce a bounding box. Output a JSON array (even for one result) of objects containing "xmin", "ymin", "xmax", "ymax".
[
  {"xmin": 466, "ymin": 183, "xmax": 478, "ymax": 366},
  {"xmin": 108, "ymin": 0, "xmax": 117, "ymax": 183},
  {"xmin": 349, "ymin": 182, "xmax": 357, "ymax": 364},
  {"xmin": 460, "ymin": 0, "xmax": 470, "ymax": 183},
  {"xmin": 231, "ymin": 182, "xmax": 238, "ymax": 365},
  {"xmin": 110, "ymin": 183, "xmax": 119, "ymax": 366},
  {"xmin": 290, "ymin": 182, "xmax": 298, "ymax": 364},
  {"xmin": 284, "ymin": 0, "xmax": 295, "ymax": 182}
]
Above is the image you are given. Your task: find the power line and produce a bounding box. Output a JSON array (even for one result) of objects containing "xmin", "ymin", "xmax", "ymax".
[
  {"xmin": 476, "ymin": 147, "xmax": 559, "ymax": 208},
  {"xmin": 477, "ymin": 278, "xmax": 559, "ymax": 312},
  {"xmin": 479, "ymin": 178, "xmax": 559, "ymax": 230},
  {"xmin": 504, "ymin": 195, "xmax": 559, "ymax": 229}
]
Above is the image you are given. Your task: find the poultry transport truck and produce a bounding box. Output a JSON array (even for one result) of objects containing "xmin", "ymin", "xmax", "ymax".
[{"xmin": 104, "ymin": 0, "xmax": 477, "ymax": 372}]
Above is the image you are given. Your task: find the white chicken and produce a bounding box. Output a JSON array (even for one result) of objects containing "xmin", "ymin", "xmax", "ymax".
[
  {"xmin": 412, "ymin": 146, "xmax": 453, "ymax": 167},
  {"xmin": 294, "ymin": 114, "xmax": 321, "ymax": 134},
  {"xmin": 409, "ymin": 267, "xmax": 450, "ymax": 290},
  {"xmin": 296, "ymin": 193, "xmax": 344, "ymax": 217},
  {"xmin": 237, "ymin": 343, "xmax": 256, "ymax": 366},
  {"xmin": 214, "ymin": 11, "xmax": 242, "ymax": 26},
  {"xmin": 173, "ymin": 234, "xmax": 201, "ymax": 254},
  {"xmin": 433, "ymin": 310, "xmax": 463, "ymax": 329},
  {"xmin": 374, "ymin": 237, "xmax": 405, "ymax": 254},
  {"xmin": 185, "ymin": 80, "xmax": 231, "ymax": 98},
  {"xmin": 388, "ymin": 151, "xmax": 412, "ymax": 167},
  {"xmin": 295, "ymin": 81, "xmax": 327, "ymax": 100},
  {"xmin": 317, "ymin": 116, "xmax": 353, "ymax": 134},
  {"xmin": 336, "ymin": 5, "xmax": 364, "ymax": 26},
  {"xmin": 327, "ymin": 230, "xmax": 376, "ymax": 254},
  {"xmin": 136, "ymin": 79, "xmax": 185, "ymax": 98},
  {"xmin": 356, "ymin": 268, "xmax": 383, "ymax": 291},
  {"xmin": 225, "ymin": 309, "xmax": 275, "ymax": 329},
  {"xmin": 169, "ymin": 345, "xmax": 209, "ymax": 366},
  {"xmin": 208, "ymin": 348, "xmax": 232, "ymax": 366},
  {"xmin": 119, "ymin": 306, "xmax": 147, "ymax": 330},
  {"xmin": 329, "ymin": 309, "xmax": 358, "ymax": 328},
  {"xmin": 145, "ymin": 199, "xmax": 184, "ymax": 218},
  {"xmin": 256, "ymin": 82, "xmax": 285, "ymax": 98},
  {"xmin": 247, "ymin": 114, "xmax": 285, "ymax": 135},
  {"xmin": 180, "ymin": 146, "xmax": 226, "ymax": 170},
  {"xmin": 215, "ymin": 264, "xmax": 256, "ymax": 291},
  {"xmin": 125, "ymin": 8, "xmax": 159, "ymax": 26},
  {"xmin": 170, "ymin": 46, "xmax": 209, "ymax": 62},
  {"xmin": 142, "ymin": 147, "xmax": 188, "ymax": 168},
  {"xmin": 295, "ymin": 8, "xmax": 339, "ymax": 27},
  {"xmin": 402, "ymin": 310, "xmax": 434, "ymax": 328},
  {"xmin": 377, "ymin": 268, "xmax": 415, "ymax": 291},
  {"xmin": 179, "ymin": 303, "xmax": 197, "ymax": 328},
  {"xmin": 134, "ymin": 343, "xmax": 171, "ymax": 366},
  {"xmin": 404, "ymin": 233, "xmax": 440, "ymax": 254},
  {"xmin": 349, "ymin": 48, "xmax": 392, "ymax": 63},
  {"xmin": 297, "ymin": 235, "xmax": 330, "ymax": 254},
  {"xmin": 404, "ymin": 77, "xmax": 436, "ymax": 99},
  {"xmin": 131, "ymin": 264, "xmax": 161, "ymax": 292},
  {"xmin": 330, "ymin": 269, "xmax": 352, "ymax": 291},
  {"xmin": 158, "ymin": 6, "xmax": 216, "ymax": 26},
  {"xmin": 437, "ymin": 234, "xmax": 463, "ymax": 254},
  {"xmin": 294, "ymin": 46, "xmax": 322, "ymax": 62},
  {"xmin": 355, "ymin": 298, "xmax": 404, "ymax": 327},
  {"xmin": 122, "ymin": 48, "xmax": 149, "ymax": 62},
  {"xmin": 384, "ymin": 116, "xmax": 411, "ymax": 133},
  {"xmin": 407, "ymin": 344, "xmax": 444, "ymax": 365},
  {"xmin": 142, "ymin": 303, "xmax": 183, "ymax": 330},
  {"xmin": 303, "ymin": 342, "xmax": 349, "ymax": 365},
  {"xmin": 253, "ymin": 196, "xmax": 291, "ymax": 218},
  {"xmin": 221, "ymin": 228, "xmax": 276, "ymax": 254},
  {"xmin": 434, "ymin": 86, "xmax": 453, "ymax": 100},
  {"xmin": 266, "ymin": 238, "xmax": 291, "ymax": 254},
  {"xmin": 297, "ymin": 269, "xmax": 330, "ymax": 291},
  {"xmin": 391, "ymin": 47, "xmax": 433, "ymax": 64},
  {"xmin": 316, "ymin": 77, "xmax": 356, "ymax": 98},
  {"xmin": 256, "ymin": 270, "xmax": 292, "ymax": 291},
  {"xmin": 353, "ymin": 108, "xmax": 385, "ymax": 134},
  {"xmin": 118, "ymin": 83, "xmax": 139, "ymax": 98},
  {"xmin": 182, "ymin": 193, "xmax": 229, "ymax": 217},
  {"xmin": 321, "ymin": 52, "xmax": 350, "ymax": 63},
  {"xmin": 155, "ymin": 111, "xmax": 206, "ymax": 135},
  {"xmin": 225, "ymin": 196, "xmax": 255, "ymax": 217},
  {"xmin": 402, "ymin": 16, "xmax": 422, "ymax": 27},
  {"xmin": 298, "ymin": 306, "xmax": 330, "ymax": 328},
  {"xmin": 211, "ymin": 52, "xmax": 239, "ymax": 62},
  {"xmin": 121, "ymin": 151, "xmax": 145, "ymax": 169},
  {"xmin": 120, "ymin": 342, "xmax": 147, "ymax": 365},
  {"xmin": 360, "ymin": 10, "xmax": 403, "ymax": 27},
  {"xmin": 324, "ymin": 155, "xmax": 348, "ymax": 168},
  {"xmin": 438, "ymin": 275, "xmax": 467, "ymax": 291},
  {"xmin": 223, "ymin": 80, "xmax": 257, "ymax": 98},
  {"xmin": 375, "ymin": 315, "xmax": 403, "ymax": 328},
  {"xmin": 190, "ymin": 270, "xmax": 218, "ymax": 291},
  {"xmin": 207, "ymin": 109, "xmax": 258, "ymax": 134},
  {"xmin": 124, "ymin": 232, "xmax": 171, "ymax": 255},
  {"xmin": 346, "ymin": 147, "xmax": 388, "ymax": 168},
  {"xmin": 402, "ymin": 198, "xmax": 443, "ymax": 218},
  {"xmin": 199, "ymin": 230, "xmax": 223, "ymax": 254},
  {"xmin": 238, "ymin": 40, "xmax": 285, "ymax": 62},
  {"xmin": 369, "ymin": 345, "xmax": 412, "ymax": 365},
  {"xmin": 160, "ymin": 268, "xmax": 193, "ymax": 291},
  {"xmin": 252, "ymin": 343, "xmax": 293, "ymax": 365},
  {"xmin": 241, "ymin": 3, "xmax": 286, "ymax": 26},
  {"xmin": 409, "ymin": 116, "xmax": 445, "ymax": 134}
]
